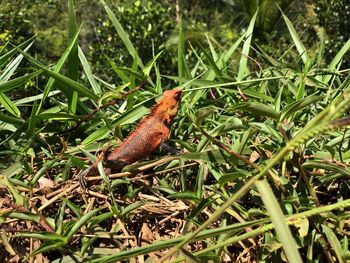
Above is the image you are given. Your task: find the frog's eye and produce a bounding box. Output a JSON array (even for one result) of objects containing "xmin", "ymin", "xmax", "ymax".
[{"xmin": 174, "ymin": 91, "xmax": 182, "ymax": 100}]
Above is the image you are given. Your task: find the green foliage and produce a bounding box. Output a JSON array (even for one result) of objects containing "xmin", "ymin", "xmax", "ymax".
[
  {"xmin": 89, "ymin": 0, "xmax": 175, "ymax": 81},
  {"xmin": 0, "ymin": 0, "xmax": 68, "ymax": 57},
  {"xmin": 1, "ymin": 1, "xmax": 350, "ymax": 263},
  {"xmin": 315, "ymin": 0, "xmax": 350, "ymax": 66}
]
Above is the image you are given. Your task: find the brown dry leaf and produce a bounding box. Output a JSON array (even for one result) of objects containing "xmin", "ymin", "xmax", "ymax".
[
  {"xmin": 37, "ymin": 177, "xmax": 54, "ymax": 190},
  {"xmin": 140, "ymin": 223, "xmax": 154, "ymax": 242},
  {"xmin": 249, "ymin": 151, "xmax": 260, "ymax": 163}
]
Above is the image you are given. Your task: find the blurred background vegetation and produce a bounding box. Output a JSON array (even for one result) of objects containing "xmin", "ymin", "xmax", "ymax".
[{"xmin": 1, "ymin": 0, "xmax": 349, "ymax": 82}]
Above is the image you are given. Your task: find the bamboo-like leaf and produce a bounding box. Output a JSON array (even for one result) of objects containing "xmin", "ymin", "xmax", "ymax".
[
  {"xmin": 303, "ymin": 161, "xmax": 350, "ymax": 177},
  {"xmin": 255, "ymin": 179, "xmax": 302, "ymax": 263},
  {"xmin": 280, "ymin": 95, "xmax": 324, "ymax": 121},
  {"xmin": 0, "ymin": 93, "xmax": 20, "ymax": 117},
  {"xmin": 0, "ymin": 42, "xmax": 33, "ymax": 82},
  {"xmin": 237, "ymin": 10, "xmax": 258, "ymax": 80},
  {"xmin": 0, "ymin": 70, "xmax": 42, "ymax": 94},
  {"xmin": 82, "ymin": 126, "xmax": 110, "ymax": 145},
  {"xmin": 0, "ymin": 38, "xmax": 34, "ymax": 67},
  {"xmin": 38, "ymin": 27, "xmax": 81, "ymax": 112},
  {"xmin": 0, "ymin": 113, "xmax": 24, "ymax": 125},
  {"xmin": 67, "ymin": 0, "xmax": 79, "ymax": 114},
  {"xmin": 78, "ymin": 46, "xmax": 101, "ymax": 94},
  {"xmin": 231, "ymin": 102, "xmax": 279, "ymax": 121},
  {"xmin": 64, "ymin": 207, "xmax": 104, "ymax": 242},
  {"xmin": 100, "ymin": 0, "xmax": 144, "ymax": 69},
  {"xmin": 323, "ymin": 37, "xmax": 350, "ymax": 84},
  {"xmin": 322, "ymin": 225, "xmax": 345, "ymax": 263},
  {"xmin": 142, "ymin": 51, "xmax": 163, "ymax": 78},
  {"xmin": 281, "ymin": 9, "xmax": 308, "ymax": 64}
]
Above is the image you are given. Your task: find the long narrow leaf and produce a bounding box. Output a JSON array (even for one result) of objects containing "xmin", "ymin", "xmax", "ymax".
[{"xmin": 255, "ymin": 179, "xmax": 303, "ymax": 263}]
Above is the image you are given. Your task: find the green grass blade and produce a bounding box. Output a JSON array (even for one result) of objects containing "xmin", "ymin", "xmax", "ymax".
[
  {"xmin": 322, "ymin": 225, "xmax": 345, "ymax": 263},
  {"xmin": 64, "ymin": 207, "xmax": 104, "ymax": 242},
  {"xmin": 323, "ymin": 38, "xmax": 350, "ymax": 84},
  {"xmin": 100, "ymin": 0, "xmax": 144, "ymax": 69},
  {"xmin": 67, "ymin": 0, "xmax": 79, "ymax": 114},
  {"xmin": 281, "ymin": 10, "xmax": 308, "ymax": 64},
  {"xmin": 0, "ymin": 42, "xmax": 33, "ymax": 82},
  {"xmin": 0, "ymin": 38, "xmax": 33, "ymax": 67},
  {"xmin": 37, "ymin": 26, "xmax": 81, "ymax": 113},
  {"xmin": 0, "ymin": 70, "xmax": 42, "ymax": 94},
  {"xmin": 0, "ymin": 93, "xmax": 20, "ymax": 117},
  {"xmin": 178, "ymin": 17, "xmax": 185, "ymax": 80},
  {"xmin": 280, "ymin": 94, "xmax": 324, "ymax": 121},
  {"xmin": 78, "ymin": 46, "xmax": 101, "ymax": 94},
  {"xmin": 0, "ymin": 113, "xmax": 24, "ymax": 125},
  {"xmin": 256, "ymin": 179, "xmax": 302, "ymax": 263},
  {"xmin": 237, "ymin": 10, "xmax": 258, "ymax": 80}
]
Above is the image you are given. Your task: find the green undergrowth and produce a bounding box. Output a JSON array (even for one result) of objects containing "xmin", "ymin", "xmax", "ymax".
[{"xmin": 0, "ymin": 0, "xmax": 350, "ymax": 262}]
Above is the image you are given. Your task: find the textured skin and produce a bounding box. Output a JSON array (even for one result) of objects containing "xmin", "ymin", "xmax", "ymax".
[{"xmin": 106, "ymin": 89, "xmax": 182, "ymax": 171}]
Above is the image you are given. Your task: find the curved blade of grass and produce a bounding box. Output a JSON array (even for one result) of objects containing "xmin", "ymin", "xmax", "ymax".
[
  {"xmin": 303, "ymin": 161, "xmax": 350, "ymax": 177},
  {"xmin": 37, "ymin": 112, "xmax": 80, "ymax": 121},
  {"xmin": 0, "ymin": 70, "xmax": 42, "ymax": 94},
  {"xmin": 82, "ymin": 126, "xmax": 110, "ymax": 145},
  {"xmin": 231, "ymin": 102, "xmax": 279, "ymax": 121},
  {"xmin": 280, "ymin": 9, "xmax": 308, "ymax": 64},
  {"xmin": 256, "ymin": 179, "xmax": 302, "ymax": 263},
  {"xmin": 14, "ymin": 90, "xmax": 60, "ymax": 106},
  {"xmin": 0, "ymin": 113, "xmax": 24, "ymax": 125},
  {"xmin": 280, "ymin": 94, "xmax": 324, "ymax": 121},
  {"xmin": 30, "ymin": 240, "xmax": 66, "ymax": 257},
  {"xmin": 31, "ymin": 159, "xmax": 59, "ymax": 186},
  {"xmin": 237, "ymin": 10, "xmax": 258, "ymax": 80},
  {"xmin": 64, "ymin": 207, "xmax": 104, "ymax": 242},
  {"xmin": 0, "ymin": 42, "xmax": 33, "ymax": 82},
  {"xmin": 323, "ymin": 38, "xmax": 350, "ymax": 84},
  {"xmin": 15, "ymin": 232, "xmax": 62, "ymax": 241},
  {"xmin": 100, "ymin": 0, "xmax": 143, "ymax": 69},
  {"xmin": 143, "ymin": 51, "xmax": 163, "ymax": 78},
  {"xmin": 0, "ymin": 224, "xmax": 16, "ymax": 256},
  {"xmin": 322, "ymin": 225, "xmax": 345, "ymax": 263},
  {"xmin": 37, "ymin": 26, "xmax": 81, "ymax": 113},
  {"xmin": 78, "ymin": 46, "xmax": 101, "ymax": 94},
  {"xmin": 4, "ymin": 211, "xmax": 40, "ymax": 222},
  {"xmin": 67, "ymin": 0, "xmax": 79, "ymax": 114},
  {"xmin": 0, "ymin": 93, "xmax": 20, "ymax": 117},
  {"xmin": 120, "ymin": 201, "xmax": 146, "ymax": 217}
]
